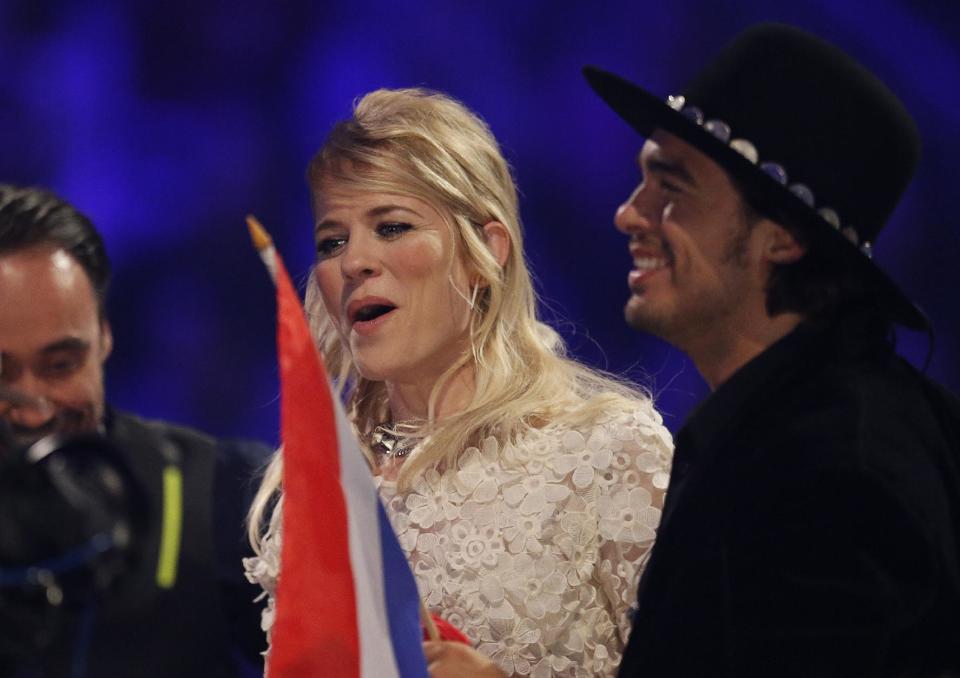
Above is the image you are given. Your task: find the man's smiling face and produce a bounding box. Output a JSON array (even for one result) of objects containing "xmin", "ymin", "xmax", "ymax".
[
  {"xmin": 613, "ymin": 130, "xmax": 766, "ymax": 351},
  {"xmin": 0, "ymin": 246, "xmax": 112, "ymax": 455}
]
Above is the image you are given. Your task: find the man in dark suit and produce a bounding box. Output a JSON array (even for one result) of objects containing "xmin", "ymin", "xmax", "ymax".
[
  {"xmin": 585, "ymin": 24, "xmax": 960, "ymax": 676},
  {"xmin": 0, "ymin": 184, "xmax": 270, "ymax": 676}
]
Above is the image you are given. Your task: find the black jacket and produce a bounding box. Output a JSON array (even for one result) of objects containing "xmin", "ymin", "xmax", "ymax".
[
  {"xmin": 619, "ymin": 318, "xmax": 960, "ymax": 677},
  {"xmin": 9, "ymin": 410, "xmax": 270, "ymax": 678}
]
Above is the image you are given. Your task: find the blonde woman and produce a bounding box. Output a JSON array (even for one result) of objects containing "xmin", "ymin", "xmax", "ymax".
[{"xmin": 245, "ymin": 88, "xmax": 672, "ymax": 678}]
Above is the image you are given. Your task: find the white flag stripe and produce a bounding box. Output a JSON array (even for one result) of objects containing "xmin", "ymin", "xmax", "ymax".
[{"xmin": 333, "ymin": 395, "xmax": 403, "ymax": 678}]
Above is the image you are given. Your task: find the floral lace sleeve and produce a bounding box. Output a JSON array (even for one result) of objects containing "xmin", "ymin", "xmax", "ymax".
[{"xmin": 593, "ymin": 406, "xmax": 672, "ymax": 643}]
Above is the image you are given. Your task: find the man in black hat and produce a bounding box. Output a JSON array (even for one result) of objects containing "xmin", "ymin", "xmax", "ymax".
[
  {"xmin": 0, "ymin": 184, "xmax": 270, "ymax": 676},
  {"xmin": 586, "ymin": 23, "xmax": 960, "ymax": 676}
]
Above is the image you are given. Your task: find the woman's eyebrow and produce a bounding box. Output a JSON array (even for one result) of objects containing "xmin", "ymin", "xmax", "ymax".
[
  {"xmin": 366, "ymin": 204, "xmax": 423, "ymax": 220},
  {"xmin": 315, "ymin": 204, "xmax": 425, "ymax": 235},
  {"xmin": 314, "ymin": 219, "xmax": 340, "ymax": 235}
]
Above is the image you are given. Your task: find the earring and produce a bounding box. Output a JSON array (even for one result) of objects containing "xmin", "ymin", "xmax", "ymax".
[
  {"xmin": 468, "ymin": 284, "xmax": 479, "ymax": 309},
  {"xmin": 452, "ymin": 281, "xmax": 480, "ymax": 309}
]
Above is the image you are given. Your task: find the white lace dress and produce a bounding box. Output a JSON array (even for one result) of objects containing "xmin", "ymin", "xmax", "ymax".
[{"xmin": 245, "ymin": 404, "xmax": 672, "ymax": 677}]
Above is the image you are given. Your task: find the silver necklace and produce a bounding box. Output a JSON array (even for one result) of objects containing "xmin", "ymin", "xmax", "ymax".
[{"xmin": 371, "ymin": 423, "xmax": 421, "ymax": 459}]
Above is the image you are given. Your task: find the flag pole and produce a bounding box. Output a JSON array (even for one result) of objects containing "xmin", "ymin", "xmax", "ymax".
[
  {"xmin": 420, "ymin": 600, "xmax": 439, "ymax": 641},
  {"xmin": 246, "ymin": 215, "xmax": 278, "ymax": 282}
]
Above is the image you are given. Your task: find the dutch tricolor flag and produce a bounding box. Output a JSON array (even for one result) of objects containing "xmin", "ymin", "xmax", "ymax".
[{"xmin": 250, "ymin": 216, "xmax": 428, "ymax": 678}]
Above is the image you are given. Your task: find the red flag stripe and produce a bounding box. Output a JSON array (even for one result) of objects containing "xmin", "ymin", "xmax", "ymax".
[{"xmin": 269, "ymin": 251, "xmax": 361, "ymax": 676}]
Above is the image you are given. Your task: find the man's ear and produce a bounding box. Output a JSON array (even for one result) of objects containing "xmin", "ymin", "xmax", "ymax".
[
  {"xmin": 763, "ymin": 221, "xmax": 806, "ymax": 264},
  {"xmin": 99, "ymin": 319, "xmax": 113, "ymax": 362},
  {"xmin": 481, "ymin": 221, "xmax": 511, "ymax": 268}
]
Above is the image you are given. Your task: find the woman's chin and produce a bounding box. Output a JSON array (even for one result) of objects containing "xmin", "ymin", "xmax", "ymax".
[{"xmin": 352, "ymin": 355, "xmax": 402, "ymax": 384}]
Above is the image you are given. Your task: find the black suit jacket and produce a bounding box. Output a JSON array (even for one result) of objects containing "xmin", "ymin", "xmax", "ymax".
[
  {"xmin": 9, "ymin": 410, "xmax": 270, "ymax": 678},
  {"xmin": 619, "ymin": 318, "xmax": 960, "ymax": 677}
]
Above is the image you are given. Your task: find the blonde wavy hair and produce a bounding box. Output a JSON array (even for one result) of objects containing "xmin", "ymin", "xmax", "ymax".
[{"xmin": 248, "ymin": 87, "xmax": 650, "ymax": 552}]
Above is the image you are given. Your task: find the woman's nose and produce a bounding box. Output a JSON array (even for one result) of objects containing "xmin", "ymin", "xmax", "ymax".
[{"xmin": 340, "ymin": 236, "xmax": 382, "ymax": 280}]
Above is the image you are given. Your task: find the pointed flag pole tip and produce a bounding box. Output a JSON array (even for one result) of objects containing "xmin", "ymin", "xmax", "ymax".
[{"xmin": 247, "ymin": 214, "xmax": 273, "ymax": 252}]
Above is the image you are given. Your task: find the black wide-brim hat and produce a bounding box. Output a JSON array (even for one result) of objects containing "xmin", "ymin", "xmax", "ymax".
[{"xmin": 584, "ymin": 23, "xmax": 927, "ymax": 329}]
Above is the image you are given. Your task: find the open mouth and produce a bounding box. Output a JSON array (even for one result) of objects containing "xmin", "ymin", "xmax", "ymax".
[
  {"xmin": 633, "ymin": 256, "xmax": 668, "ymax": 272},
  {"xmin": 628, "ymin": 246, "xmax": 671, "ymax": 292},
  {"xmin": 352, "ymin": 304, "xmax": 396, "ymax": 325}
]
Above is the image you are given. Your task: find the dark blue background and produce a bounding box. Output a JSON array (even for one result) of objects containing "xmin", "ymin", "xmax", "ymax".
[{"xmin": 2, "ymin": 0, "xmax": 957, "ymax": 445}]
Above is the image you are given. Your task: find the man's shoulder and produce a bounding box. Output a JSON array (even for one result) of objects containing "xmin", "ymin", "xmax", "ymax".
[
  {"xmin": 697, "ymin": 345, "xmax": 957, "ymax": 498},
  {"xmin": 108, "ymin": 409, "xmax": 272, "ymax": 470},
  {"xmin": 110, "ymin": 409, "xmax": 214, "ymax": 448},
  {"xmin": 780, "ymin": 349, "xmax": 947, "ymax": 435},
  {"xmin": 731, "ymin": 350, "xmax": 958, "ymax": 510}
]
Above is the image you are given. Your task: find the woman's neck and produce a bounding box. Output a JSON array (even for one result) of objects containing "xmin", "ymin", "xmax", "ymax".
[{"xmin": 386, "ymin": 363, "xmax": 475, "ymax": 423}]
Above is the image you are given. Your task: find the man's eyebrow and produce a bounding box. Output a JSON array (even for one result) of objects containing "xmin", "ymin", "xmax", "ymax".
[
  {"xmin": 645, "ymin": 157, "xmax": 698, "ymax": 189},
  {"xmin": 315, "ymin": 204, "xmax": 423, "ymax": 235},
  {"xmin": 41, "ymin": 338, "xmax": 90, "ymax": 354}
]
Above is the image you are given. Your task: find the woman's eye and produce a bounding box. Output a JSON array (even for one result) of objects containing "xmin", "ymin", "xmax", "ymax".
[
  {"xmin": 377, "ymin": 222, "xmax": 413, "ymax": 239},
  {"xmin": 316, "ymin": 237, "xmax": 346, "ymax": 257}
]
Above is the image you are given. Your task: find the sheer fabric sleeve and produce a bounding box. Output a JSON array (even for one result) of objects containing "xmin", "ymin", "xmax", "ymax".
[{"xmin": 593, "ymin": 405, "xmax": 673, "ymax": 643}]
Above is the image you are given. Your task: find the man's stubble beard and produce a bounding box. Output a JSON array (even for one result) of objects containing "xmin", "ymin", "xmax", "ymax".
[{"xmin": 0, "ymin": 404, "xmax": 101, "ymax": 458}]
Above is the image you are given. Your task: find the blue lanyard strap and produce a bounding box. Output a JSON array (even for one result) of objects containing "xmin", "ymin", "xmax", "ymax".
[{"xmin": 0, "ymin": 532, "xmax": 114, "ymax": 588}]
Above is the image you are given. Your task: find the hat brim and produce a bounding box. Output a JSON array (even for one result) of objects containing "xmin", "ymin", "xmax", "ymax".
[{"xmin": 583, "ymin": 65, "xmax": 927, "ymax": 330}]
